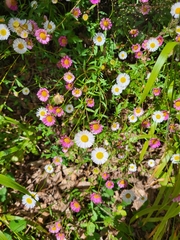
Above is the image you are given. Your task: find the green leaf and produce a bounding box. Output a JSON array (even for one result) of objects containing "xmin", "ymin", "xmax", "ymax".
[
  {"xmin": 0, "ymin": 231, "xmax": 9, "ymax": 240},
  {"xmin": 9, "ymin": 219, "xmax": 26, "ymax": 233},
  {"xmin": 0, "ymin": 187, "xmax": 7, "ymax": 202},
  {"xmin": 0, "ymin": 174, "xmax": 29, "ymax": 195},
  {"xmin": 87, "ymin": 222, "xmax": 95, "ymax": 236},
  {"xmin": 140, "ymin": 42, "xmax": 178, "ymax": 104}
]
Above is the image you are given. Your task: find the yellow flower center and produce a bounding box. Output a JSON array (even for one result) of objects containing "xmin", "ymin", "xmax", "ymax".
[
  {"xmin": 64, "ymin": 137, "xmax": 71, "ymax": 143},
  {"xmin": 103, "ymin": 20, "xmax": 109, "ymax": 27},
  {"xmin": 81, "ymin": 135, "xmax": 89, "ymax": 142},
  {"xmin": 41, "ymin": 90, "xmax": 48, "ymax": 97},
  {"xmin": 0, "ymin": 29, "xmax": 7, "ymax": 36},
  {"xmin": 115, "ymin": 87, "xmax": 119, "ymax": 92},
  {"xmin": 112, "ymin": 123, "xmax": 117, "ymax": 128},
  {"xmin": 175, "ymin": 101, "xmax": 180, "ymax": 107},
  {"xmin": 64, "ymin": 59, "xmax": 70, "ymax": 65},
  {"xmin": 150, "ymin": 42, "xmax": 155, "ymax": 48},
  {"xmin": 96, "ymin": 152, "xmax": 104, "ymax": 159},
  {"xmin": 135, "ymin": 108, "xmax": 141, "ymax": 113},
  {"xmin": 74, "ymin": 202, "xmax": 80, "ymax": 208},
  {"xmin": 97, "ymin": 36, "xmax": 102, "ymax": 42},
  {"xmin": 27, "ymin": 197, "xmax": 33, "ymax": 204},
  {"xmin": 120, "ymin": 77, "xmax": 126, "ymax": 83},
  {"xmin": 40, "ymin": 111, "xmax": 46, "ymax": 116},
  {"xmin": 13, "ymin": 20, "xmax": 20, "ymax": 28},
  {"xmin": 156, "ymin": 114, "xmax": 161, "ymax": 119},
  {"xmin": 18, "ymin": 43, "xmax": 24, "ymax": 49},
  {"xmin": 175, "ymin": 7, "xmax": 180, "ymax": 14},
  {"xmin": 48, "ymin": 23, "xmax": 52, "ymax": 29},
  {"xmin": 47, "ymin": 116, "xmax": 53, "ymax": 122},
  {"xmin": 40, "ymin": 32, "xmax": 47, "ymax": 40},
  {"xmin": 174, "ymin": 155, "xmax": 180, "ymax": 161},
  {"xmin": 93, "ymin": 123, "xmax": 100, "ymax": 130}
]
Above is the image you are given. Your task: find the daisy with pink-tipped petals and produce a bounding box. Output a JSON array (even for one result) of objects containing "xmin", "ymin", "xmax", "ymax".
[
  {"xmin": 86, "ymin": 98, "xmax": 95, "ymax": 108},
  {"xmin": 90, "ymin": 193, "xmax": 102, "ymax": 204},
  {"xmin": 59, "ymin": 135, "xmax": 73, "ymax": 148},
  {"xmin": 60, "ymin": 55, "xmax": 72, "ymax": 69},
  {"xmin": 100, "ymin": 18, "xmax": 112, "ymax": 30},
  {"xmin": 149, "ymin": 138, "xmax": 161, "ymax": 149},
  {"xmin": 58, "ymin": 36, "xmax": 68, "ymax": 47},
  {"xmin": 70, "ymin": 200, "xmax": 81, "ymax": 212},
  {"xmin": 35, "ymin": 29, "xmax": 51, "ymax": 44},
  {"xmin": 53, "ymin": 107, "xmax": 64, "ymax": 117},
  {"xmin": 37, "ymin": 88, "xmax": 49, "ymax": 102},
  {"xmin": 90, "ymin": 120, "xmax": 103, "ymax": 134},
  {"xmin": 42, "ymin": 115, "xmax": 55, "ymax": 126}
]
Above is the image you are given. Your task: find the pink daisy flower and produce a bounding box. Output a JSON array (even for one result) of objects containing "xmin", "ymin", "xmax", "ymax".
[
  {"xmin": 53, "ymin": 107, "xmax": 64, "ymax": 117},
  {"xmin": 101, "ymin": 172, "xmax": 110, "ymax": 180},
  {"xmin": 63, "ymin": 72, "xmax": 75, "ymax": 83},
  {"xmin": 135, "ymin": 51, "xmax": 143, "ymax": 59},
  {"xmin": 105, "ymin": 180, "xmax": 114, "ymax": 189},
  {"xmin": 156, "ymin": 35, "xmax": 164, "ymax": 46},
  {"xmin": 53, "ymin": 156, "xmax": 62, "ymax": 166},
  {"xmin": 60, "ymin": 55, "xmax": 72, "ymax": 69},
  {"xmin": 5, "ymin": 0, "xmax": 18, "ymax": 11},
  {"xmin": 72, "ymin": 88, "xmax": 82, "ymax": 98},
  {"xmin": 142, "ymin": 39, "xmax": 148, "ymax": 50},
  {"xmin": 90, "ymin": 193, "xmax": 102, "ymax": 204},
  {"xmin": 35, "ymin": 29, "xmax": 51, "ymax": 44},
  {"xmin": 173, "ymin": 98, "xmax": 180, "ymax": 110},
  {"xmin": 70, "ymin": 200, "xmax": 81, "ymax": 212},
  {"xmin": 59, "ymin": 135, "xmax": 73, "ymax": 148},
  {"xmin": 117, "ymin": 179, "xmax": 128, "ymax": 188},
  {"xmin": 86, "ymin": 98, "xmax": 95, "ymax": 108},
  {"xmin": 162, "ymin": 110, "xmax": 169, "ymax": 121},
  {"xmin": 100, "ymin": 18, "xmax": 112, "ymax": 30},
  {"xmin": 58, "ymin": 36, "xmax": 68, "ymax": 47},
  {"xmin": 89, "ymin": 0, "xmax": 100, "ymax": 4},
  {"xmin": 42, "ymin": 115, "xmax": 55, "ymax": 126},
  {"xmin": 37, "ymin": 88, "xmax": 49, "ymax": 102},
  {"xmin": 131, "ymin": 43, "xmax": 141, "ymax": 53},
  {"xmin": 49, "ymin": 222, "xmax": 61, "ymax": 233},
  {"xmin": 25, "ymin": 38, "xmax": 34, "ymax": 50},
  {"xmin": 129, "ymin": 29, "xmax": 139, "ymax": 37},
  {"xmin": 140, "ymin": 4, "xmax": 151, "ymax": 15},
  {"xmin": 72, "ymin": 7, "xmax": 81, "ymax": 18},
  {"xmin": 134, "ymin": 107, "xmax": 144, "ymax": 117},
  {"xmin": 149, "ymin": 138, "xmax": 161, "ymax": 149},
  {"xmin": 29, "ymin": 20, "xmax": 39, "ymax": 33},
  {"xmin": 141, "ymin": 120, "xmax": 150, "ymax": 128},
  {"xmin": 153, "ymin": 88, "xmax": 161, "ymax": 96},
  {"xmin": 46, "ymin": 104, "xmax": 54, "ymax": 113},
  {"xmin": 62, "ymin": 147, "xmax": 68, "ymax": 153},
  {"xmin": 55, "ymin": 233, "xmax": 66, "ymax": 240},
  {"xmin": 89, "ymin": 120, "xmax": 103, "ymax": 134},
  {"xmin": 140, "ymin": 0, "xmax": 149, "ymax": 2},
  {"xmin": 65, "ymin": 83, "xmax": 74, "ymax": 91}
]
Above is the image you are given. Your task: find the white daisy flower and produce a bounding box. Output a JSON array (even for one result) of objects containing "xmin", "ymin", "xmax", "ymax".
[
  {"xmin": 152, "ymin": 111, "xmax": 164, "ymax": 123},
  {"xmin": 138, "ymin": 195, "xmax": 147, "ymax": 204},
  {"xmin": 128, "ymin": 115, "xmax": 138, "ymax": 123},
  {"xmin": 134, "ymin": 107, "xmax": 144, "ymax": 117},
  {"xmin": 170, "ymin": 2, "xmax": 180, "ymax": 19},
  {"xmin": 121, "ymin": 189, "xmax": 135, "ymax": 204},
  {"xmin": 111, "ymin": 122, "xmax": 120, "ymax": 131},
  {"xmin": 118, "ymin": 51, "xmax": 127, "ymax": 60},
  {"xmin": 43, "ymin": 20, "xmax": 56, "ymax": 34},
  {"xmin": 74, "ymin": 130, "xmax": 95, "ymax": 148},
  {"xmin": 147, "ymin": 159, "xmax": 155, "ymax": 167},
  {"xmin": 0, "ymin": 24, "xmax": 10, "ymax": 40},
  {"xmin": 22, "ymin": 87, "xmax": 30, "ymax": 95},
  {"xmin": 111, "ymin": 84, "xmax": 123, "ymax": 96},
  {"xmin": 8, "ymin": 18, "xmax": 24, "ymax": 33},
  {"xmin": 44, "ymin": 164, "xmax": 54, "ymax": 173},
  {"xmin": 30, "ymin": 0, "xmax": 38, "ymax": 9},
  {"xmin": 103, "ymin": 139, "xmax": 109, "ymax": 146},
  {"xmin": 146, "ymin": 38, "xmax": 159, "ymax": 52},
  {"xmin": 116, "ymin": 73, "xmax": 130, "ymax": 88},
  {"xmin": 171, "ymin": 154, "xmax": 180, "ymax": 164},
  {"xmin": 13, "ymin": 38, "xmax": 27, "ymax": 54},
  {"xmin": 22, "ymin": 195, "xmax": 36, "ymax": 208},
  {"xmin": 91, "ymin": 147, "xmax": 109, "ymax": 165},
  {"xmin": 128, "ymin": 163, "xmax": 137, "ymax": 172},
  {"xmin": 52, "ymin": 0, "xmax": 58, "ymax": 4},
  {"xmin": 36, "ymin": 107, "xmax": 48, "ymax": 120},
  {"xmin": 93, "ymin": 32, "xmax": 106, "ymax": 46},
  {"xmin": 65, "ymin": 104, "xmax": 74, "ymax": 113}
]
